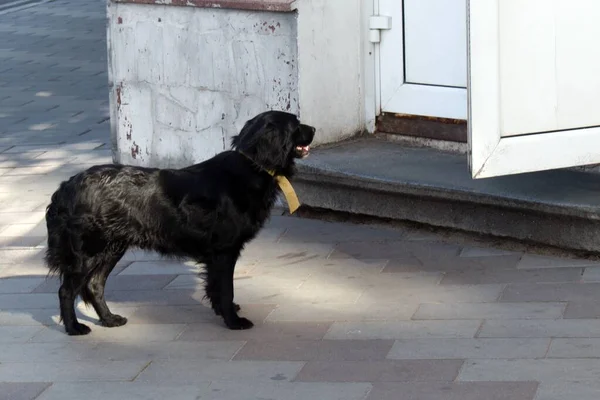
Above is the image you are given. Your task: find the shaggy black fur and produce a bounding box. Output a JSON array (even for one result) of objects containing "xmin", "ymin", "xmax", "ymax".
[{"xmin": 44, "ymin": 111, "xmax": 315, "ymax": 335}]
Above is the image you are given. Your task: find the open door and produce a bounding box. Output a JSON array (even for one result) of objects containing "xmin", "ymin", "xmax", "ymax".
[
  {"xmin": 379, "ymin": 0, "xmax": 467, "ymax": 119},
  {"xmin": 468, "ymin": 0, "xmax": 600, "ymax": 178}
]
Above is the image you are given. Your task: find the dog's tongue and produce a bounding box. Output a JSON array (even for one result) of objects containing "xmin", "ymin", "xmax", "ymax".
[{"xmin": 296, "ymin": 145, "xmax": 310, "ymax": 151}]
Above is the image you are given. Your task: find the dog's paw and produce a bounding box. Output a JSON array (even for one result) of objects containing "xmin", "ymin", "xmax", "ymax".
[
  {"xmin": 101, "ymin": 314, "xmax": 128, "ymax": 328},
  {"xmin": 66, "ymin": 322, "xmax": 92, "ymax": 336},
  {"xmin": 226, "ymin": 317, "xmax": 254, "ymax": 330}
]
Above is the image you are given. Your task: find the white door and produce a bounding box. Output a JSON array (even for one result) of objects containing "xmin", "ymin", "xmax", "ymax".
[
  {"xmin": 379, "ymin": 0, "xmax": 467, "ymax": 119},
  {"xmin": 468, "ymin": 0, "xmax": 600, "ymax": 178}
]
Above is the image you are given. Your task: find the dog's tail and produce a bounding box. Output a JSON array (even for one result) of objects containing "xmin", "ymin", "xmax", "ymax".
[{"xmin": 44, "ymin": 181, "xmax": 81, "ymax": 279}]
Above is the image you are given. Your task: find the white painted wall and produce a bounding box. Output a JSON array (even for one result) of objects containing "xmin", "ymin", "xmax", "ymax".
[
  {"xmin": 108, "ymin": 3, "xmax": 298, "ymax": 167},
  {"xmin": 107, "ymin": 1, "xmax": 366, "ymax": 167},
  {"xmin": 295, "ymin": 0, "xmax": 366, "ymax": 144}
]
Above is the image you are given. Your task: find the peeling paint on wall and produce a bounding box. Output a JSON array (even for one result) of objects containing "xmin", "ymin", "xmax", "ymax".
[
  {"xmin": 108, "ymin": 5, "xmax": 298, "ymax": 168},
  {"xmin": 131, "ymin": 141, "xmax": 140, "ymax": 159}
]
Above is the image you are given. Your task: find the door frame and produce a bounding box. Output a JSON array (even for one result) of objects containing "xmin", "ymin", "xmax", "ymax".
[
  {"xmin": 378, "ymin": 0, "xmax": 467, "ymax": 120},
  {"xmin": 468, "ymin": 0, "xmax": 600, "ymax": 178}
]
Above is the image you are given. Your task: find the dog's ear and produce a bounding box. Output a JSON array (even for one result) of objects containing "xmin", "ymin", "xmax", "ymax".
[
  {"xmin": 251, "ymin": 121, "xmax": 292, "ymax": 169},
  {"xmin": 230, "ymin": 119, "xmax": 254, "ymax": 150}
]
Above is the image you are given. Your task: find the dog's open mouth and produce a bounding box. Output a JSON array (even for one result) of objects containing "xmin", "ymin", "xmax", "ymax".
[{"xmin": 295, "ymin": 145, "xmax": 311, "ymax": 158}]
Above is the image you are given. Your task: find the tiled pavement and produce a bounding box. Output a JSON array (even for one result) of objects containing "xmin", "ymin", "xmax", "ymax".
[{"xmin": 2, "ymin": 1, "xmax": 600, "ymax": 400}]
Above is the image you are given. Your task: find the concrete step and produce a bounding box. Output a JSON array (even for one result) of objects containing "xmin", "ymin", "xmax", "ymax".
[{"xmin": 294, "ymin": 137, "xmax": 600, "ymax": 252}]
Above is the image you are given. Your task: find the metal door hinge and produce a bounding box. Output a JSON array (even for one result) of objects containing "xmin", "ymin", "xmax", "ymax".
[{"xmin": 369, "ymin": 15, "xmax": 391, "ymax": 43}]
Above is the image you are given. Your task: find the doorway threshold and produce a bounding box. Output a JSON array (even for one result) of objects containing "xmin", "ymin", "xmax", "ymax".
[{"xmin": 295, "ymin": 137, "xmax": 600, "ymax": 252}]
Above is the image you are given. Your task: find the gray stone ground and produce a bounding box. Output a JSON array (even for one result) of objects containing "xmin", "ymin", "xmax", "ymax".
[{"xmin": 1, "ymin": 1, "xmax": 600, "ymax": 399}]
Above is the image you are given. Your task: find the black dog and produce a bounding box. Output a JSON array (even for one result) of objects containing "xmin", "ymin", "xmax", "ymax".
[{"xmin": 44, "ymin": 111, "xmax": 315, "ymax": 335}]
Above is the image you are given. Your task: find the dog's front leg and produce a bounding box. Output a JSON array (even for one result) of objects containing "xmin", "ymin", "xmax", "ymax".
[{"xmin": 212, "ymin": 252, "xmax": 253, "ymax": 330}]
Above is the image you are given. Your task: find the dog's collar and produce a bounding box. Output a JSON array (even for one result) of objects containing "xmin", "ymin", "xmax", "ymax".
[{"xmin": 237, "ymin": 151, "xmax": 300, "ymax": 214}]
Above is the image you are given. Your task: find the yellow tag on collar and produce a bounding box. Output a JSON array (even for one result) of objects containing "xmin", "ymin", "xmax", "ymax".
[
  {"xmin": 275, "ymin": 175, "xmax": 300, "ymax": 214},
  {"xmin": 266, "ymin": 169, "xmax": 300, "ymax": 214}
]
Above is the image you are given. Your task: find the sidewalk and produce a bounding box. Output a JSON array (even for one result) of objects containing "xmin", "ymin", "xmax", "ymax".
[{"xmin": 1, "ymin": 1, "xmax": 600, "ymax": 400}]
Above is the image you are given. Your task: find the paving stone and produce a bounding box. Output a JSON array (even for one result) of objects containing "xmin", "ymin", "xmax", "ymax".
[
  {"xmin": 197, "ymin": 381, "xmax": 373, "ymax": 400},
  {"xmin": 0, "ymin": 326, "xmax": 42, "ymax": 343},
  {"xmin": 3, "ymin": 141, "xmax": 104, "ymax": 154},
  {"xmin": 256, "ymin": 258, "xmax": 389, "ymax": 278},
  {"xmin": 440, "ymin": 268, "xmax": 583, "ymax": 285},
  {"xmin": 564, "ymin": 301, "xmax": 600, "ymax": 319},
  {"xmin": 1, "ymin": 165, "xmax": 61, "ymax": 176},
  {"xmin": 33, "ymin": 274, "xmax": 176, "ymax": 293},
  {"xmin": 178, "ymin": 321, "xmax": 332, "ymax": 341},
  {"xmin": 547, "ymin": 338, "xmax": 600, "ymax": 358},
  {"xmin": 165, "ymin": 270, "xmax": 307, "ymax": 290},
  {"xmin": 266, "ymin": 215, "xmax": 343, "ymax": 231},
  {"xmin": 128, "ymin": 304, "xmax": 275, "ymax": 325},
  {"xmin": 501, "ymin": 283, "xmax": 600, "ymax": 302},
  {"xmin": 0, "ymin": 303, "xmax": 135, "ymax": 326},
  {"xmin": 251, "ymin": 227, "xmax": 286, "ymax": 243},
  {"xmin": 279, "ymin": 220, "xmax": 404, "ymax": 243},
  {"xmin": 295, "ymin": 359, "xmax": 463, "ymax": 383},
  {"xmin": 0, "ymin": 263, "xmax": 49, "ymax": 280},
  {"xmin": 534, "ymin": 382, "xmax": 600, "ymax": 400},
  {"xmin": 31, "ymin": 323, "xmax": 186, "ymax": 343},
  {"xmin": 136, "ymin": 360, "xmax": 305, "ymax": 384},
  {"xmin": 0, "ymin": 382, "xmax": 51, "ymax": 400},
  {"xmin": 324, "ymin": 320, "xmax": 481, "ymax": 340},
  {"xmin": 478, "ymin": 319, "xmax": 600, "ymax": 338},
  {"xmin": 0, "ymin": 197, "xmax": 46, "ymax": 212},
  {"xmin": 38, "ymin": 381, "xmax": 372, "ymax": 400},
  {"xmin": 413, "ymin": 302, "xmax": 566, "ymax": 320},
  {"xmin": 79, "ymin": 340, "xmax": 245, "ymax": 362},
  {"xmin": 35, "ymin": 383, "xmax": 208, "ymax": 400},
  {"xmin": 357, "ymin": 284, "xmax": 504, "ymax": 304},
  {"xmin": 0, "ymin": 222, "xmax": 47, "ymax": 237},
  {"xmin": 117, "ymin": 260, "xmax": 203, "ymax": 276},
  {"xmin": 331, "ymin": 241, "xmax": 459, "ymax": 261},
  {"xmin": 383, "ymin": 255, "xmax": 522, "ymax": 273},
  {"xmin": 459, "ymin": 246, "xmax": 521, "ymax": 258},
  {"xmin": 0, "ymin": 308, "xmax": 59, "ymax": 326},
  {"xmin": 517, "ymin": 254, "xmax": 600, "ymax": 269},
  {"xmin": 0, "ymin": 276, "xmax": 46, "ymax": 293},
  {"xmin": 234, "ymin": 339, "xmax": 394, "ymax": 361},
  {"xmin": 0, "ymin": 247, "xmax": 45, "ymax": 264},
  {"xmin": 125, "ymin": 304, "xmax": 212, "ymax": 324},
  {"xmin": 300, "ymin": 270, "xmax": 442, "ymax": 291},
  {"xmin": 459, "ymin": 359, "xmax": 600, "ymax": 383},
  {"xmin": 119, "ymin": 250, "xmax": 166, "ymax": 262},
  {"xmin": 234, "ymin": 283, "xmax": 364, "ymax": 304},
  {"xmin": 266, "ymin": 302, "xmax": 418, "ymax": 322},
  {"xmin": 366, "ymin": 382, "xmax": 539, "ymax": 400},
  {"xmin": 0, "ymin": 293, "xmax": 57, "ymax": 309},
  {"xmin": 0, "ymin": 342, "xmax": 98, "ymax": 362},
  {"xmin": 387, "ymin": 338, "xmax": 550, "ymax": 359},
  {"xmin": 104, "ymin": 289, "xmax": 205, "ymax": 307},
  {"xmin": 582, "ymin": 267, "xmax": 600, "ymax": 282},
  {"xmin": 240, "ymin": 241, "xmax": 335, "ymax": 267},
  {"xmin": 0, "ymin": 236, "xmax": 45, "ymax": 247},
  {"xmin": 401, "ymin": 230, "xmax": 446, "ymax": 241},
  {"xmin": 0, "ymin": 360, "xmax": 149, "ymax": 382}
]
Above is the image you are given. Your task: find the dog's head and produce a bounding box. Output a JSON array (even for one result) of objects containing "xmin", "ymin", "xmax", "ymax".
[{"xmin": 231, "ymin": 111, "xmax": 316, "ymax": 176}]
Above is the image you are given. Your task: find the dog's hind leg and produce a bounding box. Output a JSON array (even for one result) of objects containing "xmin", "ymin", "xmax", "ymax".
[
  {"xmin": 81, "ymin": 246, "xmax": 127, "ymax": 328},
  {"xmin": 59, "ymin": 272, "xmax": 91, "ymax": 336}
]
